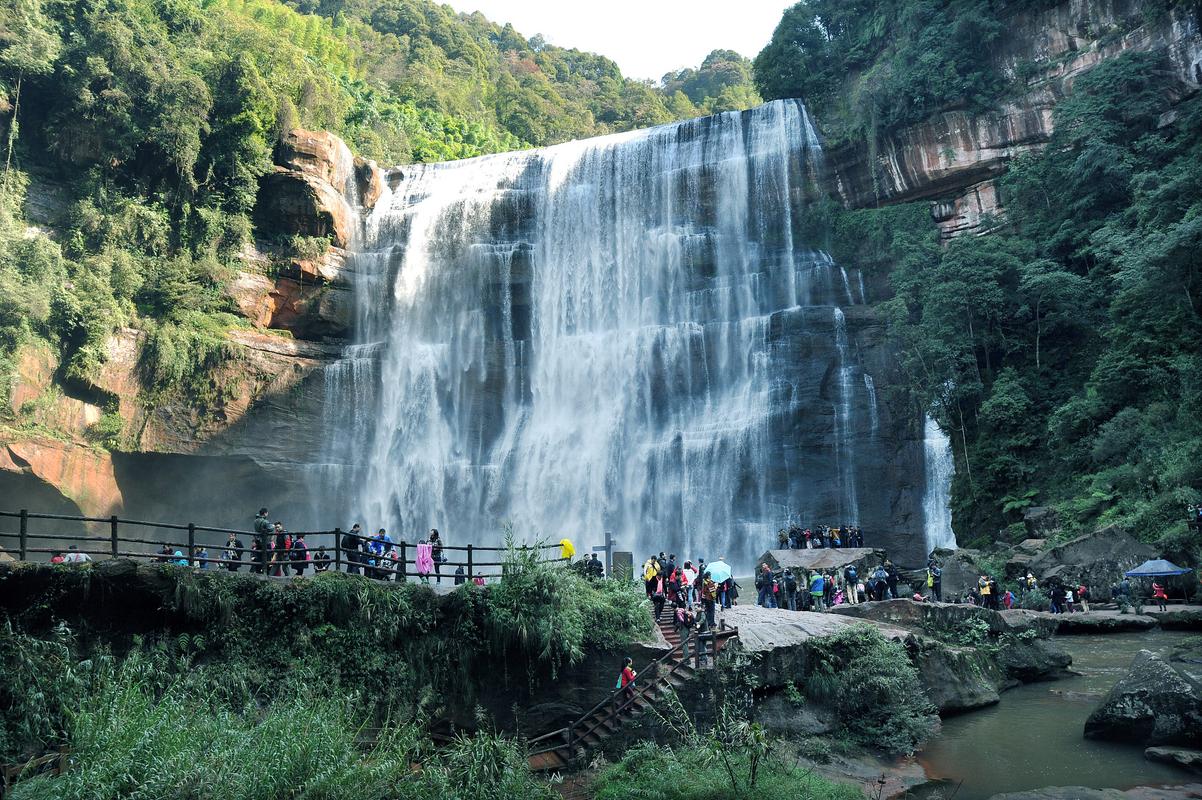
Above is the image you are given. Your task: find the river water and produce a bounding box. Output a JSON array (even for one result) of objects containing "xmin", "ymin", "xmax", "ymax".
[{"xmin": 916, "ymin": 631, "xmax": 1196, "ymax": 799}]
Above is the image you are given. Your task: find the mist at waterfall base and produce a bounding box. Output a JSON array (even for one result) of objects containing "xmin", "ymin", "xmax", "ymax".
[{"xmin": 318, "ymin": 99, "xmax": 956, "ymax": 571}]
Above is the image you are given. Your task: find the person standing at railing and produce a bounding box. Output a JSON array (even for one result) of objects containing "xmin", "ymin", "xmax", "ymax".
[
  {"xmin": 63, "ymin": 545, "xmax": 91, "ymax": 564},
  {"xmin": 700, "ymin": 571, "xmax": 718, "ymax": 627},
  {"xmin": 253, "ymin": 507, "xmax": 272, "ymax": 566},
  {"xmin": 380, "ymin": 545, "xmax": 398, "ymax": 581},
  {"xmin": 341, "ymin": 525, "xmax": 364, "ymax": 575},
  {"xmin": 270, "ymin": 522, "xmax": 289, "ymax": 577},
  {"xmin": 313, "ymin": 547, "xmax": 331, "ymax": 573},
  {"xmin": 291, "ymin": 533, "xmax": 309, "ymax": 576},
  {"xmin": 223, "ymin": 532, "xmax": 244, "ymax": 572},
  {"xmin": 249, "ymin": 538, "xmax": 265, "ymax": 574},
  {"xmin": 369, "ymin": 528, "xmax": 391, "ymax": 580},
  {"xmin": 429, "ymin": 529, "xmax": 444, "ymax": 584},
  {"xmin": 415, "ymin": 540, "xmax": 434, "ymax": 584}
]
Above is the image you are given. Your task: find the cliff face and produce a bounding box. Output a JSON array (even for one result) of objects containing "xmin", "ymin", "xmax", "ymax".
[
  {"xmin": 825, "ymin": 0, "xmax": 1202, "ymax": 237},
  {"xmin": 0, "ymin": 131, "xmax": 371, "ymax": 528}
]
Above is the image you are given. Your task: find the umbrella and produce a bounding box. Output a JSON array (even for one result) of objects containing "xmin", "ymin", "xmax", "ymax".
[
  {"xmin": 706, "ymin": 560, "xmax": 733, "ymax": 584},
  {"xmin": 1124, "ymin": 559, "xmax": 1192, "ymax": 577}
]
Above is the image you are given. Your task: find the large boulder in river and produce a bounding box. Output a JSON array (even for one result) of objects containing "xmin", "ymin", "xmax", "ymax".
[
  {"xmin": 1028, "ymin": 525, "xmax": 1156, "ymax": 593},
  {"xmin": 1085, "ymin": 650, "xmax": 1202, "ymax": 746}
]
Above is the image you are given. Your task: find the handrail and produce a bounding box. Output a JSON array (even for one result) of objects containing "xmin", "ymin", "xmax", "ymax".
[
  {"xmin": 0, "ymin": 509, "xmax": 561, "ymax": 549},
  {"xmin": 0, "ymin": 507, "xmax": 574, "ymax": 586},
  {"xmin": 528, "ymin": 623, "xmax": 740, "ymax": 757}
]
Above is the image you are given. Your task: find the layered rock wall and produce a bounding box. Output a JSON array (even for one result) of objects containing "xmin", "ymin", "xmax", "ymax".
[{"xmin": 825, "ymin": 0, "xmax": 1202, "ymax": 237}]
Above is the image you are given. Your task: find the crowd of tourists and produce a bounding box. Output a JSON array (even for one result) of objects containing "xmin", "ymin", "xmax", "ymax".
[
  {"xmin": 751, "ymin": 559, "xmax": 912, "ymax": 611},
  {"xmin": 776, "ymin": 524, "xmax": 865, "ymax": 550},
  {"xmin": 139, "ymin": 508, "xmax": 485, "ymax": 585}
]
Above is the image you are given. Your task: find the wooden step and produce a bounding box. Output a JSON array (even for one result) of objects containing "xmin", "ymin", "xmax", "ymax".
[{"xmin": 528, "ymin": 749, "xmax": 567, "ymax": 772}]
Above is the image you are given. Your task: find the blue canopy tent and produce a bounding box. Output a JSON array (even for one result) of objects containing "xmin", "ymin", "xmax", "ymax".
[
  {"xmin": 1124, "ymin": 559, "xmax": 1192, "ymax": 577},
  {"xmin": 1125, "ymin": 559, "xmax": 1193, "ymax": 603}
]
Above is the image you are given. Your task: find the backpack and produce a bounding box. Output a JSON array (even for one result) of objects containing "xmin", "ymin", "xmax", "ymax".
[{"xmin": 784, "ymin": 571, "xmax": 797, "ymax": 591}]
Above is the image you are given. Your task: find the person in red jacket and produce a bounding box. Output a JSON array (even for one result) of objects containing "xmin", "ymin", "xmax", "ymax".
[{"xmin": 617, "ymin": 657, "xmax": 637, "ymax": 706}]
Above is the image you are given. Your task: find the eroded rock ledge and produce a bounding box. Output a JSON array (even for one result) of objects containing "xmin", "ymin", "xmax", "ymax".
[{"xmin": 825, "ymin": 0, "xmax": 1202, "ymax": 238}]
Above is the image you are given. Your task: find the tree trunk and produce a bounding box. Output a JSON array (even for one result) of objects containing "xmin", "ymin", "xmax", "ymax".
[{"xmin": 4, "ymin": 72, "xmax": 22, "ymax": 189}]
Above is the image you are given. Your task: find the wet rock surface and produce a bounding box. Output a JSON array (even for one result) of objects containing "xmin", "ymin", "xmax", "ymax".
[
  {"xmin": 1053, "ymin": 612, "xmax": 1159, "ymax": 633},
  {"xmin": 1145, "ymin": 747, "xmax": 1202, "ymax": 775},
  {"xmin": 1085, "ymin": 650, "xmax": 1202, "ymax": 746},
  {"xmin": 726, "ymin": 600, "xmax": 1067, "ymax": 716},
  {"xmin": 987, "ymin": 785, "xmax": 1202, "ymax": 800}
]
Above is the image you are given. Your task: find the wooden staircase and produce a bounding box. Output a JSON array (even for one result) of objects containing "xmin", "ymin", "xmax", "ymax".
[{"xmin": 526, "ymin": 605, "xmax": 737, "ymax": 773}]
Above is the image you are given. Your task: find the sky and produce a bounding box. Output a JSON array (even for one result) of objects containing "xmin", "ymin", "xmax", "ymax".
[{"xmin": 442, "ymin": 1, "xmax": 795, "ymax": 82}]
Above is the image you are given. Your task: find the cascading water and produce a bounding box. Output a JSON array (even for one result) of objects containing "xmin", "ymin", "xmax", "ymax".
[
  {"xmin": 923, "ymin": 415, "xmax": 957, "ymax": 552},
  {"xmin": 322, "ymin": 99, "xmax": 934, "ymax": 568}
]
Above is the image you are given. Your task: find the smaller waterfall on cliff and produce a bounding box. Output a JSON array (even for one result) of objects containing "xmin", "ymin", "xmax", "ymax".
[
  {"xmin": 923, "ymin": 415, "xmax": 957, "ymax": 552},
  {"xmin": 832, "ymin": 307, "xmax": 859, "ymax": 524},
  {"xmin": 863, "ymin": 374, "xmax": 879, "ymax": 438}
]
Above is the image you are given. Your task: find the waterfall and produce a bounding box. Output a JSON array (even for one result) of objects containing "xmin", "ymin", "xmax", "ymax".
[
  {"xmin": 863, "ymin": 374, "xmax": 879, "ymax": 438},
  {"xmin": 322, "ymin": 99, "xmax": 917, "ymax": 569},
  {"xmin": 922, "ymin": 415, "xmax": 957, "ymax": 553},
  {"xmin": 832, "ymin": 307, "xmax": 859, "ymax": 524}
]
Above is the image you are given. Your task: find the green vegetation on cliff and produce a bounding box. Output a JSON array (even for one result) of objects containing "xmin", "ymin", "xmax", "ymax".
[{"xmin": 815, "ymin": 51, "xmax": 1202, "ymax": 550}]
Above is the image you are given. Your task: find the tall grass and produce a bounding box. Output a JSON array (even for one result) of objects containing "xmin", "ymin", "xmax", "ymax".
[{"xmin": 10, "ymin": 653, "xmax": 555, "ymax": 800}]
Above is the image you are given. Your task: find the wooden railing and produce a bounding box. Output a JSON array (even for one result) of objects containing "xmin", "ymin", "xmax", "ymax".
[
  {"xmin": 526, "ymin": 623, "xmax": 739, "ymax": 759},
  {"xmin": 0, "ymin": 509, "xmax": 567, "ymax": 582}
]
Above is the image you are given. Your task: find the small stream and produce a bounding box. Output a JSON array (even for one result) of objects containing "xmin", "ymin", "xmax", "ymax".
[{"xmin": 914, "ymin": 630, "xmax": 1197, "ymax": 800}]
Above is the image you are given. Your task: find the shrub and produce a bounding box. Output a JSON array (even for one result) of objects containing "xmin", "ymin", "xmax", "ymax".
[{"xmin": 800, "ymin": 624, "xmax": 936, "ymax": 757}]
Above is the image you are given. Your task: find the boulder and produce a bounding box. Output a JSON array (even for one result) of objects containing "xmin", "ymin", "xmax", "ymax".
[
  {"xmin": 354, "ymin": 156, "xmax": 386, "ymax": 210},
  {"xmin": 911, "ymin": 640, "xmax": 1003, "ymax": 713},
  {"xmin": 256, "ymin": 129, "xmax": 362, "ymax": 247},
  {"xmin": 998, "ymin": 636, "xmax": 1072, "ymax": 683},
  {"xmin": 932, "ymin": 548, "xmax": 989, "ymax": 600},
  {"xmin": 256, "ymin": 168, "xmax": 354, "ymax": 248},
  {"xmin": 1024, "ymin": 507, "xmax": 1061, "ymax": 538},
  {"xmin": 1159, "ymin": 610, "xmax": 1202, "ymax": 632},
  {"xmin": 1028, "ymin": 526, "xmax": 1156, "ymax": 596},
  {"xmin": 1084, "ymin": 650, "xmax": 1202, "ymax": 746},
  {"xmin": 276, "ymin": 129, "xmax": 354, "ymax": 189},
  {"xmin": 1053, "ymin": 612, "xmax": 1158, "ymax": 634},
  {"xmin": 1145, "ymin": 747, "xmax": 1202, "ymax": 775},
  {"xmin": 831, "ymin": 597, "xmax": 1008, "ymax": 634}
]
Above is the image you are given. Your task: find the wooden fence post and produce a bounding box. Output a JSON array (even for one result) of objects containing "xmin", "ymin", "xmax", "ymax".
[
  {"xmin": 187, "ymin": 523, "xmax": 196, "ymax": 567},
  {"xmin": 110, "ymin": 516, "xmax": 119, "ymax": 559},
  {"xmin": 18, "ymin": 508, "xmax": 27, "ymax": 561},
  {"xmin": 399, "ymin": 541, "xmax": 407, "ymax": 581},
  {"xmin": 466, "ymin": 543, "xmax": 473, "ymax": 579},
  {"xmin": 333, "ymin": 527, "xmax": 342, "ymax": 571}
]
